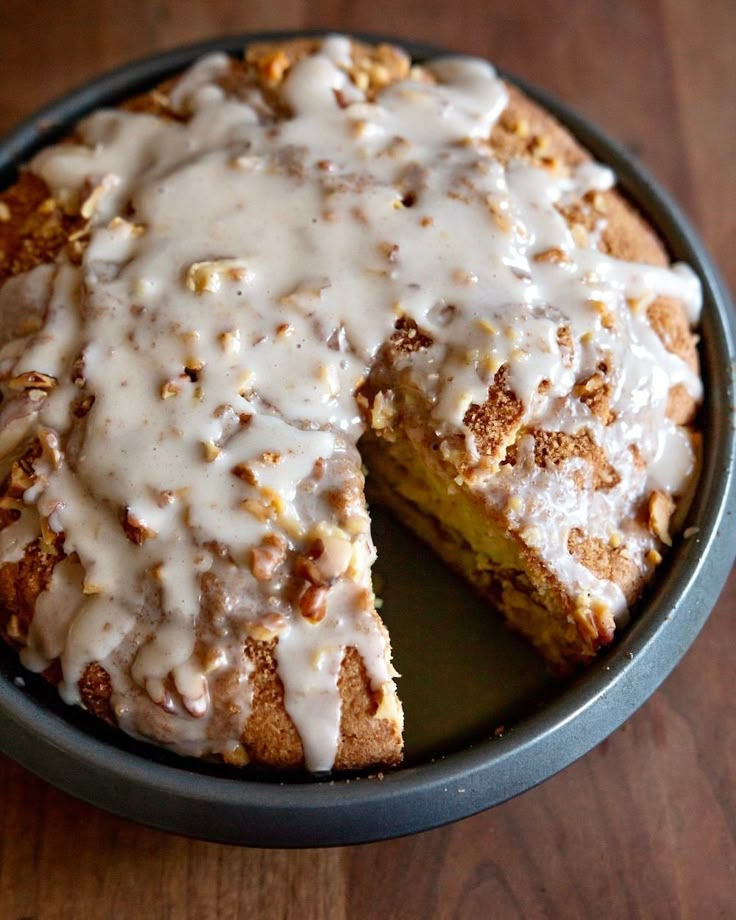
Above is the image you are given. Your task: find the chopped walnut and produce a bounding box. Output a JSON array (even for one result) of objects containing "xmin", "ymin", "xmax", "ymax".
[
  {"xmin": 6, "ymin": 614, "xmax": 24, "ymax": 641},
  {"xmin": 485, "ymin": 195, "xmax": 512, "ymax": 233},
  {"xmin": 8, "ymin": 370, "xmax": 57, "ymax": 391},
  {"xmin": 379, "ymin": 241, "xmax": 399, "ymax": 261},
  {"xmin": 160, "ymin": 378, "xmax": 182, "ymax": 399},
  {"xmin": 232, "ymin": 462, "xmax": 258, "ymax": 486},
  {"xmin": 294, "ymin": 541, "xmax": 325, "ymax": 586},
  {"xmin": 258, "ymin": 49, "xmax": 291, "ymax": 85},
  {"xmin": 573, "ymin": 371, "xmax": 614, "ymax": 424},
  {"xmin": 250, "ymin": 533, "xmax": 288, "ymax": 581},
  {"xmin": 71, "ymin": 394, "xmax": 95, "ymax": 419},
  {"xmin": 201, "ymin": 440, "xmax": 220, "ymax": 462},
  {"xmin": 38, "ymin": 429, "xmax": 62, "ymax": 469},
  {"xmin": 79, "ymin": 174, "xmax": 120, "ymax": 219},
  {"xmin": 70, "ymin": 356, "xmax": 86, "ymax": 388},
  {"xmin": 218, "ymin": 328, "xmax": 241, "ymax": 354},
  {"xmin": 246, "ymin": 613, "xmax": 287, "ymax": 641},
  {"xmin": 648, "ymin": 490, "xmax": 675, "ymax": 546},
  {"xmin": 240, "ymin": 490, "xmax": 284, "ymax": 521},
  {"xmin": 533, "ymin": 246, "xmax": 570, "ymax": 264},
  {"xmin": 121, "ymin": 507, "xmax": 157, "ymax": 545},
  {"xmin": 279, "ymin": 278, "xmax": 331, "ymax": 307},
  {"xmin": 39, "ymin": 514, "xmax": 61, "ymax": 552},
  {"xmin": 222, "ymin": 744, "xmax": 250, "ymax": 767},
  {"xmin": 185, "ymin": 258, "xmax": 252, "ymax": 294},
  {"xmin": 298, "ymin": 583, "xmax": 328, "ymax": 623},
  {"xmin": 8, "ymin": 458, "xmax": 36, "ymax": 493},
  {"xmin": 370, "ymin": 390, "xmax": 396, "ymax": 431}
]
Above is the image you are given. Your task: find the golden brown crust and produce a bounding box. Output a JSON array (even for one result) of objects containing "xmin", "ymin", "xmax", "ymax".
[
  {"xmin": 463, "ymin": 365, "xmax": 525, "ymax": 465},
  {"xmin": 567, "ymin": 528, "xmax": 645, "ymax": 603},
  {"xmin": 491, "ymin": 84, "xmax": 588, "ymax": 170},
  {"xmin": 0, "ymin": 172, "xmax": 85, "ymax": 280},
  {"xmin": 79, "ymin": 662, "xmax": 114, "ymax": 722},
  {"xmin": 0, "ymin": 536, "xmax": 63, "ymax": 647},
  {"xmin": 530, "ymin": 429, "xmax": 620, "ymax": 491}
]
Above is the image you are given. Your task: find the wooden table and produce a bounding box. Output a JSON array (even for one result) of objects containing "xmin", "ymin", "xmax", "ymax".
[{"xmin": 1, "ymin": 1, "xmax": 734, "ymax": 916}]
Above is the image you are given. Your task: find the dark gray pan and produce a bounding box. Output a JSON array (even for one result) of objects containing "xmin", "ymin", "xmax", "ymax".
[{"xmin": 0, "ymin": 32, "xmax": 734, "ymax": 848}]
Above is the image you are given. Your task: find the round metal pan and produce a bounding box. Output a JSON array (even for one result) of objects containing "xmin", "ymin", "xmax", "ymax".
[{"xmin": 1, "ymin": 32, "xmax": 734, "ymax": 848}]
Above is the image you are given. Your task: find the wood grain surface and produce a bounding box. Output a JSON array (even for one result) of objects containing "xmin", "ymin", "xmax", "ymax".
[{"xmin": 0, "ymin": 0, "xmax": 734, "ymax": 917}]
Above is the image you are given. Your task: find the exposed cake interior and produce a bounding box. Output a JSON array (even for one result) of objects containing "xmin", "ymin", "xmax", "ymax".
[{"xmin": 0, "ymin": 36, "xmax": 701, "ymax": 770}]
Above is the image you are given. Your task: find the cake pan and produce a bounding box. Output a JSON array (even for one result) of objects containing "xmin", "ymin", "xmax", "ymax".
[{"xmin": 0, "ymin": 32, "xmax": 734, "ymax": 848}]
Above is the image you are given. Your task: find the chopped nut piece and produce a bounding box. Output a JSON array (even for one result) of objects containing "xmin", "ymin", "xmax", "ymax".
[
  {"xmin": 70, "ymin": 356, "xmax": 86, "ymax": 388},
  {"xmin": 240, "ymin": 490, "xmax": 285, "ymax": 521},
  {"xmin": 201, "ymin": 440, "xmax": 220, "ymax": 462},
  {"xmin": 589, "ymin": 191, "xmax": 608, "ymax": 213},
  {"xmin": 203, "ymin": 646, "xmax": 227, "ymax": 674},
  {"xmin": 511, "ymin": 116, "xmax": 529, "ymax": 136},
  {"xmin": 452, "ymin": 268, "xmax": 478, "ymax": 285},
  {"xmin": 648, "ymin": 490, "xmax": 675, "ymax": 546},
  {"xmin": 185, "ymin": 258, "xmax": 252, "ymax": 294},
  {"xmin": 8, "ymin": 370, "xmax": 57, "ymax": 391},
  {"xmin": 6, "ymin": 614, "xmax": 23, "ymax": 641},
  {"xmin": 627, "ymin": 293, "xmax": 655, "ymax": 314},
  {"xmin": 533, "ymin": 247, "xmax": 570, "ymax": 265},
  {"xmin": 219, "ymin": 329, "xmax": 241, "ymax": 354},
  {"xmin": 122, "ymin": 507, "xmax": 157, "ymax": 545},
  {"xmin": 107, "ymin": 215, "xmax": 145, "ymax": 236},
  {"xmin": 8, "ymin": 459, "xmax": 35, "ymax": 493},
  {"xmin": 0, "ymin": 202, "xmax": 11, "ymax": 222},
  {"xmin": 589, "ymin": 298, "xmax": 615, "ymax": 330},
  {"xmin": 160, "ymin": 379, "xmax": 181, "ymax": 399},
  {"xmin": 259, "ymin": 49, "xmax": 290, "ymax": 84},
  {"xmin": 232, "ymin": 462, "xmax": 258, "ymax": 486},
  {"xmin": 39, "ymin": 515, "xmax": 59, "ymax": 551},
  {"xmin": 485, "ymin": 195, "xmax": 512, "ymax": 232},
  {"xmin": 370, "ymin": 390, "xmax": 396, "ymax": 431},
  {"xmin": 222, "ymin": 744, "xmax": 250, "ymax": 767},
  {"xmin": 528, "ymin": 134, "xmax": 549, "ymax": 155},
  {"xmin": 37, "ymin": 197, "xmax": 57, "ymax": 215},
  {"xmin": 250, "ymin": 533, "xmax": 288, "ymax": 581},
  {"xmin": 294, "ymin": 552, "xmax": 324, "ymax": 587},
  {"xmin": 247, "ymin": 614, "xmax": 286, "ymax": 641},
  {"xmin": 379, "ymin": 241, "xmax": 399, "ymax": 261},
  {"xmin": 157, "ymin": 490, "xmax": 175, "ymax": 508},
  {"xmin": 298, "ymin": 583, "xmax": 329, "ymax": 623},
  {"xmin": 80, "ymin": 173, "xmax": 120, "ymax": 219},
  {"xmin": 38, "ymin": 429, "xmax": 62, "ymax": 469},
  {"xmin": 279, "ymin": 278, "xmax": 331, "ymax": 307}
]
